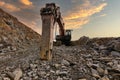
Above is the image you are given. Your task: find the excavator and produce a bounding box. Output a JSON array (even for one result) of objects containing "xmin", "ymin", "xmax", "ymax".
[{"xmin": 40, "ymin": 3, "xmax": 72, "ymax": 60}]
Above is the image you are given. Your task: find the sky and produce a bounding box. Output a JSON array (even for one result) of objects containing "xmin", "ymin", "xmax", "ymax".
[{"xmin": 0, "ymin": 0, "xmax": 120, "ymax": 40}]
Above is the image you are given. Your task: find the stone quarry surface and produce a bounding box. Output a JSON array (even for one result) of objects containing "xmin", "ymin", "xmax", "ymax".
[
  {"xmin": 0, "ymin": 8, "xmax": 41, "ymax": 55},
  {"xmin": 0, "ymin": 41, "xmax": 120, "ymax": 80},
  {"xmin": 0, "ymin": 8, "xmax": 120, "ymax": 80}
]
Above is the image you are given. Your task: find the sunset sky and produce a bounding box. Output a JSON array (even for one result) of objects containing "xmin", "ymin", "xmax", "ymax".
[{"xmin": 0, "ymin": 0, "xmax": 120, "ymax": 40}]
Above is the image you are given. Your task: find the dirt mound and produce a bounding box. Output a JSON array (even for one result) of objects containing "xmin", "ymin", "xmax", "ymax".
[
  {"xmin": 0, "ymin": 8, "xmax": 41, "ymax": 54},
  {"xmin": 0, "ymin": 8, "xmax": 41, "ymax": 73}
]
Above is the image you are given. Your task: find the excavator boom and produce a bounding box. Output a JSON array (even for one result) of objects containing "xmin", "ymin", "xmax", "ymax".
[{"xmin": 40, "ymin": 3, "xmax": 72, "ymax": 60}]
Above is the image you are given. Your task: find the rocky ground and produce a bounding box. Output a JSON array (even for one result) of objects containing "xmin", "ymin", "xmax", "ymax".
[
  {"xmin": 0, "ymin": 8, "xmax": 120, "ymax": 80},
  {"xmin": 0, "ymin": 38, "xmax": 120, "ymax": 80}
]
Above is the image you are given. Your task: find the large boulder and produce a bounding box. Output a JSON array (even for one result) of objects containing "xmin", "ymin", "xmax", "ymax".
[
  {"xmin": 78, "ymin": 36, "xmax": 89, "ymax": 45},
  {"xmin": 114, "ymin": 42, "xmax": 120, "ymax": 52},
  {"xmin": 111, "ymin": 51, "xmax": 120, "ymax": 57}
]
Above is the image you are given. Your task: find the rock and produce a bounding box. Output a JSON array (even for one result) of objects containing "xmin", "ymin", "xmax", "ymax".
[
  {"xmin": 87, "ymin": 61, "xmax": 93, "ymax": 67},
  {"xmin": 57, "ymin": 76, "xmax": 63, "ymax": 80},
  {"xmin": 93, "ymin": 50, "xmax": 99, "ymax": 55},
  {"xmin": 50, "ymin": 70, "xmax": 55, "ymax": 74},
  {"xmin": 114, "ymin": 42, "xmax": 120, "ymax": 52},
  {"xmin": 99, "ymin": 45, "xmax": 107, "ymax": 50},
  {"xmin": 61, "ymin": 65, "xmax": 67, "ymax": 69},
  {"xmin": 78, "ymin": 36, "xmax": 89, "ymax": 45},
  {"xmin": 0, "ymin": 52, "xmax": 4, "ymax": 54},
  {"xmin": 92, "ymin": 42, "xmax": 99, "ymax": 49},
  {"xmin": 38, "ymin": 71, "xmax": 46, "ymax": 77},
  {"xmin": 13, "ymin": 68, "xmax": 22, "ymax": 80},
  {"xmin": 104, "ymin": 69, "xmax": 108, "ymax": 75},
  {"xmin": 3, "ymin": 77, "xmax": 11, "ymax": 80},
  {"xmin": 0, "ymin": 77, "xmax": 2, "ymax": 80},
  {"xmin": 2, "ymin": 36, "xmax": 7, "ymax": 41},
  {"xmin": 101, "ymin": 76, "xmax": 109, "ymax": 80},
  {"xmin": 0, "ymin": 37, "xmax": 2, "ymax": 42},
  {"xmin": 117, "ymin": 65, "xmax": 120, "ymax": 70},
  {"xmin": 32, "ymin": 72, "xmax": 37, "ymax": 77},
  {"xmin": 111, "ymin": 51, "xmax": 120, "ymax": 57},
  {"xmin": 11, "ymin": 46, "xmax": 17, "ymax": 51},
  {"xmin": 97, "ymin": 67, "xmax": 104, "ymax": 75},
  {"xmin": 108, "ymin": 68, "xmax": 120, "ymax": 74},
  {"xmin": 59, "ymin": 73, "xmax": 67, "ymax": 77},
  {"xmin": 6, "ymin": 72, "xmax": 15, "ymax": 80},
  {"xmin": 34, "ymin": 76, "xmax": 38, "ymax": 79},
  {"xmin": 30, "ymin": 64, "xmax": 37, "ymax": 69},
  {"xmin": 22, "ymin": 77, "xmax": 30, "ymax": 80},
  {"xmin": 63, "ymin": 77, "xmax": 70, "ymax": 80},
  {"xmin": 91, "ymin": 77, "xmax": 97, "ymax": 80},
  {"xmin": 27, "ymin": 71, "xmax": 33, "ymax": 77},
  {"xmin": 84, "ymin": 54, "xmax": 92, "ymax": 58},
  {"xmin": 54, "ymin": 64, "xmax": 60, "ymax": 68},
  {"xmin": 61, "ymin": 59, "xmax": 70, "ymax": 66},
  {"xmin": 0, "ymin": 44, "xmax": 3, "ymax": 47},
  {"xmin": 78, "ymin": 78, "xmax": 87, "ymax": 80},
  {"xmin": 107, "ymin": 62, "xmax": 113, "ymax": 67},
  {"xmin": 56, "ymin": 70, "xmax": 60, "ymax": 75},
  {"xmin": 46, "ymin": 73, "xmax": 50, "ymax": 77},
  {"xmin": 56, "ymin": 70, "xmax": 68, "ymax": 76},
  {"xmin": 101, "ymin": 50, "xmax": 109, "ymax": 55},
  {"xmin": 91, "ymin": 68, "xmax": 100, "ymax": 78},
  {"xmin": 91, "ymin": 64, "xmax": 99, "ymax": 69}
]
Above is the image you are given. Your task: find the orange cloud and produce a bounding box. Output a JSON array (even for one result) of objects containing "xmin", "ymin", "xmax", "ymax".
[
  {"xmin": 64, "ymin": 2, "xmax": 107, "ymax": 29},
  {"xmin": 19, "ymin": 0, "xmax": 32, "ymax": 6},
  {"xmin": 0, "ymin": 1, "xmax": 20, "ymax": 12},
  {"xmin": 65, "ymin": 3, "xmax": 107, "ymax": 20},
  {"xmin": 65, "ymin": 18, "xmax": 89, "ymax": 29}
]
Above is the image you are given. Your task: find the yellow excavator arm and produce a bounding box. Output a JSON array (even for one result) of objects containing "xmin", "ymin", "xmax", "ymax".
[{"xmin": 40, "ymin": 3, "xmax": 72, "ymax": 60}]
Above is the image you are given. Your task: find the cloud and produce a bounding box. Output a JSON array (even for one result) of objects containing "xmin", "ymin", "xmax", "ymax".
[
  {"xmin": 0, "ymin": 0, "xmax": 108, "ymax": 34},
  {"xmin": 15, "ymin": 10, "xmax": 41, "ymax": 34},
  {"xmin": 19, "ymin": 0, "xmax": 32, "ymax": 6},
  {"xmin": 26, "ymin": 21, "xmax": 41, "ymax": 34},
  {"xmin": 100, "ymin": 14, "xmax": 107, "ymax": 17},
  {"xmin": 65, "ymin": 3, "xmax": 107, "ymax": 20},
  {"xmin": 71, "ymin": 0, "xmax": 79, "ymax": 3},
  {"xmin": 17, "ymin": 16, "xmax": 41, "ymax": 34},
  {"xmin": 64, "ymin": 1, "xmax": 107, "ymax": 29},
  {"xmin": 65, "ymin": 18, "xmax": 89, "ymax": 29},
  {"xmin": 0, "ymin": 1, "xmax": 20, "ymax": 12}
]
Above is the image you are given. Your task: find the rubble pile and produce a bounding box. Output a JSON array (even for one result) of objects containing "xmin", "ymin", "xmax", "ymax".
[
  {"xmin": 0, "ymin": 8, "xmax": 120, "ymax": 80},
  {"xmin": 0, "ymin": 42, "xmax": 120, "ymax": 80},
  {"xmin": 0, "ymin": 8, "xmax": 41, "ymax": 55}
]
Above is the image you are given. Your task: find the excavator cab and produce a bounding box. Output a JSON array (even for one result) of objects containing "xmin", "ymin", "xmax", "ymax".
[
  {"xmin": 65, "ymin": 30, "xmax": 72, "ymax": 37},
  {"xmin": 65, "ymin": 29, "xmax": 72, "ymax": 41},
  {"xmin": 56, "ymin": 29, "xmax": 72, "ymax": 46}
]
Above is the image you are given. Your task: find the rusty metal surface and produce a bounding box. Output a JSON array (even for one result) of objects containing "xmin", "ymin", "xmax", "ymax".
[{"xmin": 40, "ymin": 15, "xmax": 54, "ymax": 60}]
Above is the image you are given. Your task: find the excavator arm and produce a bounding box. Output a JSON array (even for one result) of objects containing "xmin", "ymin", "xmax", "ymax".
[
  {"xmin": 40, "ymin": 3, "xmax": 71, "ymax": 60},
  {"xmin": 56, "ymin": 12, "xmax": 65, "ymax": 36}
]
